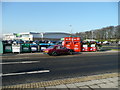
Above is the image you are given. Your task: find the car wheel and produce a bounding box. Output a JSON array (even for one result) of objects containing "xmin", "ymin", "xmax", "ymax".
[
  {"xmin": 48, "ymin": 53, "xmax": 52, "ymax": 56},
  {"xmin": 52, "ymin": 51, "xmax": 58, "ymax": 56},
  {"xmin": 68, "ymin": 50, "xmax": 73, "ymax": 55}
]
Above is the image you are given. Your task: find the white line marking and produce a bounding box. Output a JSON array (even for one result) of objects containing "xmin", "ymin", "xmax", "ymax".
[
  {"xmin": 0, "ymin": 61, "xmax": 40, "ymax": 65},
  {"xmin": 1, "ymin": 70, "xmax": 50, "ymax": 77}
]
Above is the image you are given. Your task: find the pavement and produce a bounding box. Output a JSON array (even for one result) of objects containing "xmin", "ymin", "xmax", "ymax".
[{"xmin": 1, "ymin": 73, "xmax": 119, "ymax": 89}]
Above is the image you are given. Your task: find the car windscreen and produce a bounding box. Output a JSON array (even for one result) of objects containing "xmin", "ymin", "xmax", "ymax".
[{"xmin": 47, "ymin": 46, "xmax": 55, "ymax": 49}]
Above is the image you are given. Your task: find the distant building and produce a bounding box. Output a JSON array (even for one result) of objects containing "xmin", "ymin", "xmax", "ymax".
[
  {"xmin": 3, "ymin": 33, "xmax": 19, "ymax": 40},
  {"xmin": 41, "ymin": 32, "xmax": 71, "ymax": 41},
  {"xmin": 3, "ymin": 32, "xmax": 71, "ymax": 41}
]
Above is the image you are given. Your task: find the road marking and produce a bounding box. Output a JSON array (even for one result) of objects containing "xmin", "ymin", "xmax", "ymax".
[
  {"xmin": 0, "ymin": 70, "xmax": 50, "ymax": 77},
  {"xmin": 0, "ymin": 61, "xmax": 40, "ymax": 65}
]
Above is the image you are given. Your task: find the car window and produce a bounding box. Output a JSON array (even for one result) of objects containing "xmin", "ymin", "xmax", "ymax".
[
  {"xmin": 56, "ymin": 46, "xmax": 61, "ymax": 49},
  {"xmin": 47, "ymin": 46, "xmax": 54, "ymax": 49},
  {"xmin": 61, "ymin": 47, "xmax": 66, "ymax": 49}
]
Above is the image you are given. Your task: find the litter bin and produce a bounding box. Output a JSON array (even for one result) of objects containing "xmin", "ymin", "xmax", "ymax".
[
  {"xmin": 3, "ymin": 43, "xmax": 12, "ymax": 53},
  {"xmin": 0, "ymin": 41, "xmax": 3, "ymax": 54},
  {"xmin": 30, "ymin": 44, "xmax": 38, "ymax": 52},
  {"xmin": 21, "ymin": 43, "xmax": 31, "ymax": 53}
]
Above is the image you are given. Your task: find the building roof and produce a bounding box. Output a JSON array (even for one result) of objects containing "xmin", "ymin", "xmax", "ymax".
[
  {"xmin": 42, "ymin": 32, "xmax": 70, "ymax": 35},
  {"xmin": 3, "ymin": 32, "xmax": 71, "ymax": 36},
  {"xmin": 19, "ymin": 32, "xmax": 40, "ymax": 34}
]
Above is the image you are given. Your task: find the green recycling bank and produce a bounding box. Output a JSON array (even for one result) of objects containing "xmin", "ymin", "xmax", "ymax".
[{"xmin": 0, "ymin": 41, "xmax": 3, "ymax": 54}]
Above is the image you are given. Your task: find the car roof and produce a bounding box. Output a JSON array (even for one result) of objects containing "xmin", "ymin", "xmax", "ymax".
[{"xmin": 53, "ymin": 45, "xmax": 62, "ymax": 47}]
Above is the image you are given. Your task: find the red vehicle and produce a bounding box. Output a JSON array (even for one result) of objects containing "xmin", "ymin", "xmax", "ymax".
[
  {"xmin": 43, "ymin": 45, "xmax": 73, "ymax": 56},
  {"xmin": 62, "ymin": 37, "xmax": 81, "ymax": 52},
  {"xmin": 89, "ymin": 41, "xmax": 97, "ymax": 52},
  {"xmin": 81, "ymin": 41, "xmax": 89, "ymax": 52}
]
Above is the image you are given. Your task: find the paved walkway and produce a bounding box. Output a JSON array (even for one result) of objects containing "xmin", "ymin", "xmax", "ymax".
[
  {"xmin": 2, "ymin": 73, "xmax": 119, "ymax": 89},
  {"xmin": 46, "ymin": 76, "xmax": 118, "ymax": 89}
]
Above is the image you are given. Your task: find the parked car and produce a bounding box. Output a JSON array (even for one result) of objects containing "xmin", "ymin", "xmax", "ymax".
[
  {"xmin": 102, "ymin": 41, "xmax": 111, "ymax": 45},
  {"xmin": 55, "ymin": 40, "xmax": 63, "ymax": 45},
  {"xmin": 43, "ymin": 45, "xmax": 73, "ymax": 56},
  {"xmin": 118, "ymin": 41, "xmax": 120, "ymax": 45}
]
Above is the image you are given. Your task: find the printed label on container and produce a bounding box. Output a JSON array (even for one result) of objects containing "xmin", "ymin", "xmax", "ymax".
[
  {"xmin": 83, "ymin": 45, "xmax": 87, "ymax": 47},
  {"xmin": 41, "ymin": 47, "xmax": 46, "ymax": 50},
  {"xmin": 5, "ymin": 46, "xmax": 11, "ymax": 50},
  {"xmin": 23, "ymin": 47, "xmax": 29, "ymax": 50},
  {"xmin": 91, "ymin": 44, "xmax": 95, "ymax": 47},
  {"xmin": 31, "ymin": 47, "xmax": 37, "ymax": 51}
]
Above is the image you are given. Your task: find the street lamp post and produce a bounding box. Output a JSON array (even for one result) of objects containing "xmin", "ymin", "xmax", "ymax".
[
  {"xmin": 69, "ymin": 24, "xmax": 72, "ymax": 37},
  {"xmin": 41, "ymin": 33, "xmax": 44, "ymax": 41}
]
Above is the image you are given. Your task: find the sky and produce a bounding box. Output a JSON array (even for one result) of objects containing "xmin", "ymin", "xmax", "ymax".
[{"xmin": 2, "ymin": 2, "xmax": 118, "ymax": 34}]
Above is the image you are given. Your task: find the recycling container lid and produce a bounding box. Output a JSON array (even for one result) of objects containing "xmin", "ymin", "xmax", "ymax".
[{"xmin": 39, "ymin": 43, "xmax": 48, "ymax": 45}]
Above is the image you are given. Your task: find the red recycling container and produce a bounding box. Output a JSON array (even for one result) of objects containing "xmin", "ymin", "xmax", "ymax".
[
  {"xmin": 64, "ymin": 37, "xmax": 72, "ymax": 41},
  {"xmin": 82, "ymin": 44, "xmax": 89, "ymax": 52},
  {"xmin": 73, "ymin": 41, "xmax": 81, "ymax": 52},
  {"xmin": 89, "ymin": 44, "xmax": 97, "ymax": 51},
  {"xmin": 64, "ymin": 41, "xmax": 74, "ymax": 50},
  {"xmin": 73, "ymin": 37, "xmax": 80, "ymax": 42},
  {"xmin": 63, "ymin": 37, "xmax": 81, "ymax": 52}
]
